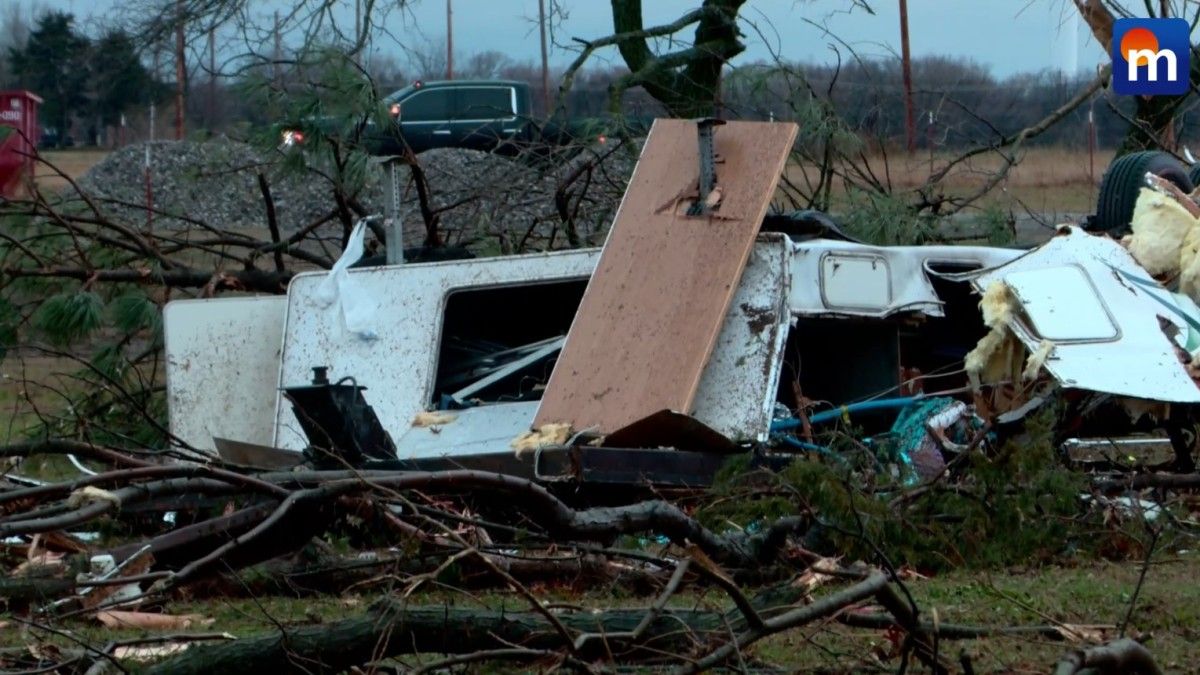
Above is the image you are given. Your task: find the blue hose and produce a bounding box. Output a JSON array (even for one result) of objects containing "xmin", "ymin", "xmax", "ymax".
[
  {"xmin": 778, "ymin": 436, "xmax": 831, "ymax": 453},
  {"xmin": 776, "ymin": 435, "xmax": 851, "ymax": 465},
  {"xmin": 771, "ymin": 396, "xmax": 918, "ymax": 432}
]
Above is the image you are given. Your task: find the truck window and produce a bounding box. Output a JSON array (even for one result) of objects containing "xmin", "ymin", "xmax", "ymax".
[
  {"xmin": 457, "ymin": 87, "xmax": 515, "ymax": 120},
  {"xmin": 400, "ymin": 88, "xmax": 454, "ymax": 122}
]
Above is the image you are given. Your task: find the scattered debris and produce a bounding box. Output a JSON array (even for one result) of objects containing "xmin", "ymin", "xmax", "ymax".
[
  {"xmin": 95, "ymin": 611, "xmax": 215, "ymax": 630},
  {"xmin": 511, "ymin": 422, "xmax": 572, "ymax": 457},
  {"xmin": 8, "ymin": 122, "xmax": 1200, "ymax": 673},
  {"xmin": 412, "ymin": 411, "xmax": 457, "ymax": 428},
  {"xmin": 66, "ymin": 486, "xmax": 122, "ymax": 509}
]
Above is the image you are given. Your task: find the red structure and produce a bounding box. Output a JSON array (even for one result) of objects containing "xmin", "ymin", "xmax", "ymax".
[{"xmin": 0, "ymin": 90, "xmax": 41, "ymax": 198}]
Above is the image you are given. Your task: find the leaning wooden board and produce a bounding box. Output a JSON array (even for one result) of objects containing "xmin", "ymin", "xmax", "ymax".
[{"xmin": 534, "ymin": 118, "xmax": 799, "ymax": 434}]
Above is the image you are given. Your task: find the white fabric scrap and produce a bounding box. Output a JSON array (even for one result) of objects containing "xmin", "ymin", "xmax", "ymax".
[{"xmin": 315, "ymin": 220, "xmax": 378, "ymax": 340}]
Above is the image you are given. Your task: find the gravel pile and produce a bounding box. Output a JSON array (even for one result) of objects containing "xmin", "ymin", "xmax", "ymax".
[{"xmin": 74, "ymin": 137, "xmax": 638, "ymax": 252}]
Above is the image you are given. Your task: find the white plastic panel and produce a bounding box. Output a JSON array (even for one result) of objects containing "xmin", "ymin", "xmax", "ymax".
[
  {"xmin": 820, "ymin": 253, "xmax": 890, "ymax": 310},
  {"xmin": 395, "ymin": 401, "xmax": 539, "ymax": 460},
  {"xmin": 972, "ymin": 227, "xmax": 1200, "ymax": 403},
  {"xmin": 164, "ymin": 296, "xmax": 287, "ymax": 454},
  {"xmin": 790, "ymin": 240, "xmax": 1021, "ymax": 318},
  {"xmin": 273, "ymin": 250, "xmax": 601, "ymax": 450},
  {"xmin": 1005, "ymin": 266, "xmax": 1118, "ymax": 342}
]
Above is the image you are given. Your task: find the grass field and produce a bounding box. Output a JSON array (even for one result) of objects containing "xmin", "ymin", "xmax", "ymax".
[
  {"xmin": 763, "ymin": 557, "xmax": 1200, "ymax": 672},
  {"xmin": 786, "ymin": 146, "xmax": 1112, "ymax": 217},
  {"xmin": 3, "ymin": 556, "xmax": 1197, "ymax": 671},
  {"xmin": 33, "ymin": 148, "xmax": 110, "ymax": 191}
]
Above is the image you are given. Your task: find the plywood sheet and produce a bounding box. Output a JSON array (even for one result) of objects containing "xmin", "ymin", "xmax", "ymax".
[{"xmin": 534, "ymin": 118, "xmax": 798, "ymax": 434}]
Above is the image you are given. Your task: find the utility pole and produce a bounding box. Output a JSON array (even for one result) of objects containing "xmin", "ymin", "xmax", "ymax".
[
  {"xmin": 148, "ymin": 50, "xmax": 157, "ymax": 231},
  {"xmin": 354, "ymin": 0, "xmax": 361, "ymax": 65},
  {"xmin": 446, "ymin": 0, "xmax": 453, "ymax": 80},
  {"xmin": 899, "ymin": 0, "xmax": 915, "ymax": 154},
  {"xmin": 538, "ymin": 0, "xmax": 550, "ymax": 114},
  {"xmin": 273, "ymin": 11, "xmax": 282, "ymax": 88},
  {"xmin": 207, "ymin": 28, "xmax": 216, "ymax": 130},
  {"xmin": 174, "ymin": 0, "xmax": 185, "ymax": 140}
]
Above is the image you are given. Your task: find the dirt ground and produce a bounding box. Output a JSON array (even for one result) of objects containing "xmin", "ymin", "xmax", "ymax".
[{"xmin": 33, "ymin": 148, "xmax": 109, "ymax": 191}]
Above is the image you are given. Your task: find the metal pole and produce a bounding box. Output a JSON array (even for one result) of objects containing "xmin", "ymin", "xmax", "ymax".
[
  {"xmin": 688, "ymin": 118, "xmax": 725, "ymax": 216},
  {"xmin": 385, "ymin": 160, "xmax": 404, "ymax": 265},
  {"xmin": 273, "ymin": 11, "xmax": 282, "ymax": 88},
  {"xmin": 1088, "ymin": 105, "xmax": 1096, "ymax": 186},
  {"xmin": 538, "ymin": 0, "xmax": 550, "ymax": 114},
  {"xmin": 147, "ymin": 48, "xmax": 158, "ymax": 231},
  {"xmin": 446, "ymin": 0, "xmax": 453, "ymax": 80},
  {"xmin": 899, "ymin": 0, "xmax": 916, "ymax": 154}
]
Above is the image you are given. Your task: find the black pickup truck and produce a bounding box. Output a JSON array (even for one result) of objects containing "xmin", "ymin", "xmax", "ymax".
[{"xmin": 280, "ymin": 79, "xmax": 645, "ymax": 156}]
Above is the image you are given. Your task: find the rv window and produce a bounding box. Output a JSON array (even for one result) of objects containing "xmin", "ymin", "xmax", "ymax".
[
  {"xmin": 432, "ymin": 279, "xmax": 588, "ymax": 407},
  {"xmin": 1004, "ymin": 266, "xmax": 1117, "ymax": 342}
]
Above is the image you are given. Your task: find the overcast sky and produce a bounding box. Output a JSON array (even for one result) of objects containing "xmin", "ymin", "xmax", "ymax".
[{"xmin": 35, "ymin": 0, "xmax": 1105, "ymax": 79}]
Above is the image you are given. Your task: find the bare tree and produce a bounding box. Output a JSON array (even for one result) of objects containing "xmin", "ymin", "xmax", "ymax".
[
  {"xmin": 0, "ymin": 0, "xmax": 34, "ymax": 87},
  {"xmin": 403, "ymin": 37, "xmax": 448, "ymax": 82},
  {"xmin": 460, "ymin": 49, "xmax": 511, "ymax": 79}
]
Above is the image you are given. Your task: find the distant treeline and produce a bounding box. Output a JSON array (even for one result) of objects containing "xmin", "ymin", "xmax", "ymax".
[
  {"xmin": 7, "ymin": 23, "xmax": 1182, "ymax": 152},
  {"xmin": 446, "ymin": 55, "xmax": 1171, "ymax": 151},
  {"xmin": 721, "ymin": 56, "xmax": 1162, "ymax": 151}
]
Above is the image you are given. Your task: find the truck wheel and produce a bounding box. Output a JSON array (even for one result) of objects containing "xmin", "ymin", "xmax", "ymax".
[{"xmin": 1092, "ymin": 150, "xmax": 1192, "ymax": 235}]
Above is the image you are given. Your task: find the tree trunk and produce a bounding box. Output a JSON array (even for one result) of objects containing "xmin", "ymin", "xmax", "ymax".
[
  {"xmin": 1073, "ymin": 0, "xmax": 1190, "ymax": 155},
  {"xmin": 147, "ymin": 601, "xmax": 719, "ymax": 674},
  {"xmin": 608, "ymin": 0, "xmax": 747, "ymax": 118},
  {"xmin": 1118, "ymin": 95, "xmax": 1185, "ymax": 154}
]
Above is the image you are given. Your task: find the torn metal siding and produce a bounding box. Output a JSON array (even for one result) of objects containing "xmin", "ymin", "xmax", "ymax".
[
  {"xmin": 691, "ymin": 234, "xmax": 792, "ymax": 442},
  {"xmin": 970, "ymin": 227, "xmax": 1200, "ymax": 403},
  {"xmin": 394, "ymin": 401, "xmax": 541, "ymax": 460},
  {"xmin": 166, "ymin": 235, "xmax": 1030, "ymax": 461},
  {"xmin": 788, "ymin": 240, "xmax": 1021, "ymax": 318},
  {"xmin": 163, "ymin": 296, "xmax": 288, "ymax": 453},
  {"xmin": 273, "ymin": 249, "xmax": 601, "ymax": 451}
]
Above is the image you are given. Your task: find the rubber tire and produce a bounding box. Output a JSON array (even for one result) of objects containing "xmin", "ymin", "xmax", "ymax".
[
  {"xmin": 1093, "ymin": 150, "xmax": 1193, "ymax": 235},
  {"xmin": 1189, "ymin": 161, "xmax": 1200, "ymax": 189}
]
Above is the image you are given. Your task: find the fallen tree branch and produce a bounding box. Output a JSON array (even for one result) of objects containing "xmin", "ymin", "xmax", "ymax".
[
  {"xmin": 1053, "ymin": 638, "xmax": 1162, "ymax": 675},
  {"xmin": 145, "ymin": 566, "xmax": 906, "ymax": 674},
  {"xmin": 839, "ymin": 612, "xmax": 1098, "ymax": 640},
  {"xmin": 0, "ymin": 266, "xmax": 293, "ymax": 293},
  {"xmin": 1093, "ymin": 472, "xmax": 1200, "ymax": 491},
  {"xmin": 0, "ymin": 440, "xmax": 156, "ymax": 469}
]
